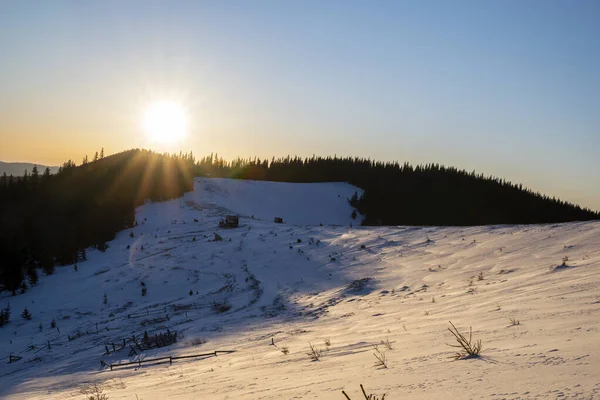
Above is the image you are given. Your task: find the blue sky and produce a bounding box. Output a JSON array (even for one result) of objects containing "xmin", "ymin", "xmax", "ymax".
[{"xmin": 0, "ymin": 1, "xmax": 598, "ymax": 210}]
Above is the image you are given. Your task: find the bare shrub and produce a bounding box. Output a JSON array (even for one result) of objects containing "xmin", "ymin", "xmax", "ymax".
[
  {"xmin": 342, "ymin": 384, "xmax": 386, "ymax": 400},
  {"xmin": 280, "ymin": 345, "xmax": 289, "ymax": 355},
  {"xmin": 187, "ymin": 337, "xmax": 207, "ymax": 346},
  {"xmin": 79, "ymin": 381, "xmax": 125, "ymax": 400},
  {"xmin": 447, "ymin": 321, "xmax": 482, "ymax": 359},
  {"xmin": 323, "ymin": 338, "xmax": 331, "ymax": 349},
  {"xmin": 307, "ymin": 342, "xmax": 322, "ymax": 361},
  {"xmin": 381, "ymin": 338, "xmax": 393, "ymax": 350},
  {"xmin": 212, "ymin": 300, "xmax": 232, "ymax": 313},
  {"xmin": 508, "ymin": 317, "xmax": 520, "ymax": 326},
  {"xmin": 80, "ymin": 383, "xmax": 108, "ymax": 400},
  {"xmin": 373, "ymin": 347, "xmax": 388, "ymax": 369},
  {"xmin": 478, "ymin": 272, "xmax": 484, "ymax": 281}
]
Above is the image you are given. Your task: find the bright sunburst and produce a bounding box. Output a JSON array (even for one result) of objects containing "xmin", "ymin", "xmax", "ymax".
[{"xmin": 142, "ymin": 101, "xmax": 188, "ymax": 144}]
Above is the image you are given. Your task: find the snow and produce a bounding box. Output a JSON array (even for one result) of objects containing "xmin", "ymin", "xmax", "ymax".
[{"xmin": 1, "ymin": 178, "xmax": 599, "ymax": 399}]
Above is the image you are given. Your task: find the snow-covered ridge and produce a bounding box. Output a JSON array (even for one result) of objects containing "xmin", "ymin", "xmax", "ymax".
[
  {"xmin": 0, "ymin": 178, "xmax": 599, "ymax": 399},
  {"xmin": 141, "ymin": 177, "xmax": 363, "ymax": 227}
]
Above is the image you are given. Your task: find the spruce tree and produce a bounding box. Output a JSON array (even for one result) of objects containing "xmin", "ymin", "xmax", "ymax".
[
  {"xmin": 0, "ymin": 304, "xmax": 10, "ymax": 327},
  {"xmin": 27, "ymin": 267, "xmax": 39, "ymax": 285},
  {"xmin": 21, "ymin": 307, "xmax": 32, "ymax": 320}
]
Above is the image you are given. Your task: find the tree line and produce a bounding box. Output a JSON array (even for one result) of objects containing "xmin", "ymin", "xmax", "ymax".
[
  {"xmin": 194, "ymin": 154, "xmax": 599, "ymax": 226},
  {"xmin": 1, "ymin": 150, "xmax": 597, "ymax": 298}
]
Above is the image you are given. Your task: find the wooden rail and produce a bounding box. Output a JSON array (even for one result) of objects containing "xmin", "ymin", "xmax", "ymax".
[{"xmin": 104, "ymin": 350, "xmax": 235, "ymax": 370}]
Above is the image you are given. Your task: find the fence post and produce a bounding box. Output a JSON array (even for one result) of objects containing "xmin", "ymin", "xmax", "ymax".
[
  {"xmin": 47, "ymin": 340, "xmax": 51, "ymax": 350},
  {"xmin": 169, "ymin": 356, "xmax": 172, "ymax": 365}
]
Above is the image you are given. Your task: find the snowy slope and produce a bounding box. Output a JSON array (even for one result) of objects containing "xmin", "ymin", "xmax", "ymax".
[{"xmin": 1, "ymin": 178, "xmax": 599, "ymax": 400}]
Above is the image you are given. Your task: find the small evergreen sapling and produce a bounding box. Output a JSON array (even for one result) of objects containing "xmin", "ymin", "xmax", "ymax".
[
  {"xmin": 0, "ymin": 303, "xmax": 11, "ymax": 327},
  {"xmin": 27, "ymin": 268, "xmax": 39, "ymax": 285},
  {"xmin": 21, "ymin": 307, "xmax": 32, "ymax": 320}
]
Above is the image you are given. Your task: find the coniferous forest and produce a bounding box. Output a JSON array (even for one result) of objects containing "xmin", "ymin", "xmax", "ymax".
[
  {"xmin": 0, "ymin": 150, "xmax": 598, "ymax": 293},
  {"xmin": 0, "ymin": 149, "xmax": 194, "ymax": 295}
]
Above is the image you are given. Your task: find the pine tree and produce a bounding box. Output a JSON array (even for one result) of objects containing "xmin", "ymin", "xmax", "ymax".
[
  {"xmin": 31, "ymin": 165, "xmax": 39, "ymax": 188},
  {"xmin": 0, "ymin": 304, "xmax": 10, "ymax": 327},
  {"xmin": 21, "ymin": 307, "xmax": 32, "ymax": 320},
  {"xmin": 26, "ymin": 267, "xmax": 38, "ymax": 285},
  {"xmin": 100, "ymin": 147, "xmax": 104, "ymax": 159},
  {"xmin": 40, "ymin": 254, "xmax": 55, "ymax": 275}
]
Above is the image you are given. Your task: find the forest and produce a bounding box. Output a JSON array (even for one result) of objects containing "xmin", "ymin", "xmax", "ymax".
[
  {"xmin": 0, "ymin": 150, "xmax": 598, "ymax": 295},
  {"xmin": 0, "ymin": 149, "xmax": 195, "ymax": 295}
]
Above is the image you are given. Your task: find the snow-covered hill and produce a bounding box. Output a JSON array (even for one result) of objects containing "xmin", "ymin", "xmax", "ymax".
[{"xmin": 1, "ymin": 178, "xmax": 599, "ymax": 399}]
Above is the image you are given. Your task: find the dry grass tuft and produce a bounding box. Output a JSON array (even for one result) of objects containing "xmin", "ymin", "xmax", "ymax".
[
  {"xmin": 307, "ymin": 342, "xmax": 322, "ymax": 361},
  {"xmin": 342, "ymin": 384, "xmax": 386, "ymax": 399},
  {"xmin": 187, "ymin": 337, "xmax": 207, "ymax": 346},
  {"xmin": 381, "ymin": 337, "xmax": 393, "ymax": 350},
  {"xmin": 372, "ymin": 347, "xmax": 388, "ymax": 369},
  {"xmin": 447, "ymin": 321, "xmax": 482, "ymax": 359}
]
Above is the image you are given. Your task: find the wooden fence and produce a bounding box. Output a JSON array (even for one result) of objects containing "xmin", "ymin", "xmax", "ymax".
[{"xmin": 102, "ymin": 350, "xmax": 235, "ymax": 370}]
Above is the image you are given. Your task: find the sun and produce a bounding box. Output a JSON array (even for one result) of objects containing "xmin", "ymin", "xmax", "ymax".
[{"xmin": 142, "ymin": 101, "xmax": 188, "ymax": 144}]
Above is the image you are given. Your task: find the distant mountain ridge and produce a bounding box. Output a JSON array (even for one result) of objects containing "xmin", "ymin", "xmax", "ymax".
[{"xmin": 0, "ymin": 161, "xmax": 59, "ymax": 176}]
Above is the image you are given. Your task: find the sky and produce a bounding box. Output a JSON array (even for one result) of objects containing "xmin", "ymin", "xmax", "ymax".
[{"xmin": 0, "ymin": 0, "xmax": 598, "ymax": 211}]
